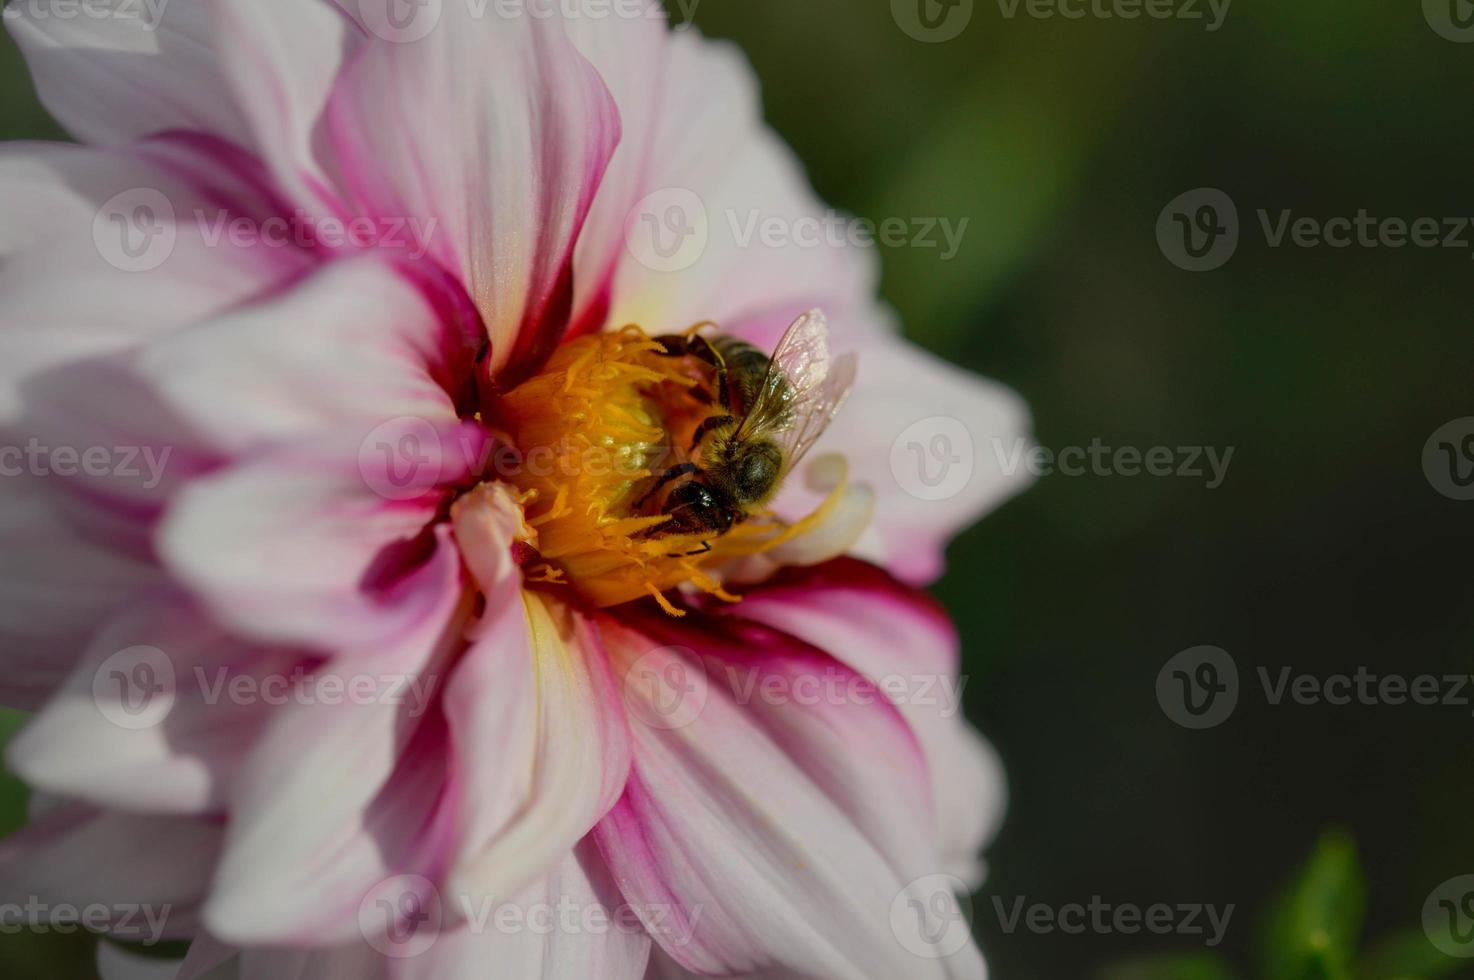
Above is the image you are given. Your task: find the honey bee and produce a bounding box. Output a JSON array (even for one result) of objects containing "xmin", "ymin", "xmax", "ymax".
[{"xmin": 636, "ymin": 309, "xmax": 858, "ymax": 541}]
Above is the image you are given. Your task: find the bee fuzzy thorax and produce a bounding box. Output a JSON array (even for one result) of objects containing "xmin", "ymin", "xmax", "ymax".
[{"xmin": 479, "ymin": 318, "xmax": 854, "ymax": 616}]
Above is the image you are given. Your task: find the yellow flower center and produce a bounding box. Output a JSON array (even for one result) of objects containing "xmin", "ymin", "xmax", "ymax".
[{"xmin": 478, "ymin": 326, "xmax": 843, "ymax": 616}]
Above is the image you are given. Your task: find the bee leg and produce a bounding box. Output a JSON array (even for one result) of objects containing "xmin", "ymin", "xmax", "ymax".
[
  {"xmin": 689, "ymin": 414, "xmax": 735, "ymax": 453},
  {"xmin": 674, "ymin": 540, "xmax": 714, "ymax": 558},
  {"xmin": 634, "ymin": 461, "xmax": 701, "ymax": 510},
  {"xmin": 691, "ymin": 335, "xmax": 731, "ymax": 410}
]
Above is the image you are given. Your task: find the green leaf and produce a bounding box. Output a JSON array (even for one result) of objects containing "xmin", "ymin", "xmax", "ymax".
[
  {"xmin": 865, "ymin": 30, "xmax": 1143, "ymax": 345},
  {"xmin": 0, "ymin": 707, "xmax": 31, "ymax": 838},
  {"xmin": 0, "ymin": 930, "xmax": 96, "ymax": 980},
  {"xmin": 1357, "ymin": 929, "xmax": 1469, "ymax": 980},
  {"xmin": 1099, "ymin": 951, "xmax": 1241, "ymax": 980},
  {"xmin": 106, "ymin": 938, "xmax": 193, "ymax": 961},
  {"xmin": 1260, "ymin": 830, "xmax": 1367, "ymax": 980}
]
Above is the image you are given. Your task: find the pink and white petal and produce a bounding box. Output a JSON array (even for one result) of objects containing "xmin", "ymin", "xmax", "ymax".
[
  {"xmin": 396, "ymin": 840, "xmax": 651, "ymax": 980},
  {"xmin": 210, "ymin": 0, "xmax": 360, "ymax": 218},
  {"xmin": 98, "ymin": 942, "xmax": 194, "ymax": 980},
  {"xmin": 134, "ymin": 256, "xmax": 474, "ymax": 455},
  {"xmin": 176, "ymin": 933, "xmax": 237, "ymax": 980},
  {"xmin": 238, "ymin": 944, "xmax": 390, "ymax": 980},
  {"xmin": 0, "ymin": 141, "xmax": 303, "ymax": 424},
  {"xmin": 6, "ymin": 593, "xmax": 295, "ymax": 815},
  {"xmin": 444, "ymin": 583, "xmax": 631, "ymax": 903},
  {"xmin": 166, "ymin": 935, "xmax": 392, "ymax": 980},
  {"xmin": 11, "ymin": 351, "xmax": 227, "ymax": 531},
  {"xmin": 159, "ymin": 421, "xmax": 486, "ymax": 651},
  {"xmin": 726, "ymin": 558, "xmax": 1007, "ymax": 890},
  {"xmin": 594, "ymin": 619, "xmax": 977, "ymax": 980},
  {"xmin": 202, "ymin": 533, "xmax": 464, "ymax": 944},
  {"xmin": 4, "ymin": 1, "xmax": 250, "ymax": 147},
  {"xmin": 328, "ymin": 0, "xmax": 620, "ymax": 382},
  {"xmin": 0, "ymin": 473, "xmax": 160, "ymax": 709},
  {"xmin": 597, "ymin": 30, "xmax": 874, "ymax": 337},
  {"xmin": 565, "ymin": 2, "xmax": 671, "ymax": 335},
  {"xmin": 925, "ymin": 723, "xmax": 1007, "ymax": 890},
  {"xmin": 0, "ymin": 804, "xmax": 221, "ymax": 942},
  {"xmin": 642, "ymin": 947, "xmax": 843, "ymax": 980},
  {"xmin": 773, "ymin": 325, "xmax": 1034, "ymax": 585},
  {"xmin": 604, "ymin": 602, "xmax": 933, "ymax": 886}
]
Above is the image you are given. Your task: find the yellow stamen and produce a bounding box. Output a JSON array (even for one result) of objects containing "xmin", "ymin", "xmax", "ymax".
[{"xmin": 479, "ymin": 326, "xmax": 845, "ymax": 614}]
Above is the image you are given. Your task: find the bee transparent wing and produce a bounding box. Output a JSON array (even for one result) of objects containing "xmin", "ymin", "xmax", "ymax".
[
  {"xmin": 776, "ymin": 349, "xmax": 857, "ymax": 479},
  {"xmin": 735, "ymin": 310, "xmax": 858, "ymax": 478}
]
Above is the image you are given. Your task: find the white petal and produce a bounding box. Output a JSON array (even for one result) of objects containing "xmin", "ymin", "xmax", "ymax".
[
  {"xmin": 6, "ymin": 593, "xmax": 292, "ymax": 814},
  {"xmin": 211, "ymin": 0, "xmax": 359, "ymax": 215},
  {"xmin": 0, "ymin": 804, "xmax": 221, "ymax": 942},
  {"xmin": 594, "ymin": 617, "xmax": 977, "ymax": 980},
  {"xmin": 731, "ymin": 559, "xmax": 1008, "ymax": 888},
  {"xmin": 133, "ymin": 256, "xmax": 468, "ymax": 454},
  {"xmin": 328, "ymin": 0, "xmax": 620, "ymax": 381},
  {"xmin": 598, "ymin": 30, "xmax": 875, "ymax": 336},
  {"xmin": 4, "ymin": 0, "xmax": 250, "ymax": 146},
  {"xmin": 399, "ymin": 841, "xmax": 651, "ymax": 980},
  {"xmin": 202, "ymin": 535, "xmax": 463, "ymax": 944},
  {"xmin": 0, "ymin": 141, "xmax": 303, "ymax": 424}
]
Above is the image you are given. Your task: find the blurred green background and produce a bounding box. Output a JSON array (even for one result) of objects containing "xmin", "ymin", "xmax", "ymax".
[{"xmin": 2, "ymin": 0, "xmax": 1472, "ymax": 977}]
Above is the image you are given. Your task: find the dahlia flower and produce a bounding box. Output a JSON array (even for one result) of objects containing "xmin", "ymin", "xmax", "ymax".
[{"xmin": 0, "ymin": 1, "xmax": 1030, "ymax": 977}]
